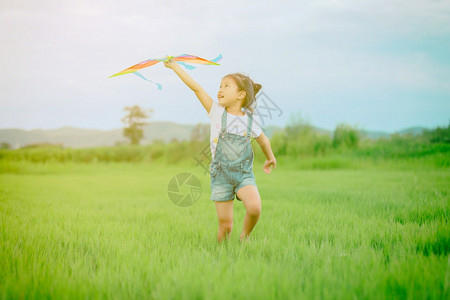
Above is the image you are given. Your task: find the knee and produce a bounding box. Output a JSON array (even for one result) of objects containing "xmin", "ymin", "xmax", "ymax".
[{"xmin": 219, "ymin": 220, "xmax": 233, "ymax": 232}]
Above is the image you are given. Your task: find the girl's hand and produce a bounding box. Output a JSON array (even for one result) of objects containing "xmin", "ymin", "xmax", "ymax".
[
  {"xmin": 164, "ymin": 58, "xmax": 178, "ymax": 69},
  {"xmin": 263, "ymin": 158, "xmax": 276, "ymax": 174}
]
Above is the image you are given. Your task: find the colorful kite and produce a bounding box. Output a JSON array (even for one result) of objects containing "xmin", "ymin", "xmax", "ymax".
[{"xmin": 109, "ymin": 54, "xmax": 222, "ymax": 90}]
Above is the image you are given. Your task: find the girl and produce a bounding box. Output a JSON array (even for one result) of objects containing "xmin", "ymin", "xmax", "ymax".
[{"xmin": 164, "ymin": 59, "xmax": 276, "ymax": 243}]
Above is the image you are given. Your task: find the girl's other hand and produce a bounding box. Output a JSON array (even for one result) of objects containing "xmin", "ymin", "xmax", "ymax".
[
  {"xmin": 263, "ymin": 158, "xmax": 276, "ymax": 174},
  {"xmin": 164, "ymin": 58, "xmax": 177, "ymax": 69}
]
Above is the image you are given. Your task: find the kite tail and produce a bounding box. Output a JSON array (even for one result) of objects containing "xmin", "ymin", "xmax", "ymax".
[
  {"xmin": 133, "ymin": 72, "xmax": 162, "ymax": 90},
  {"xmin": 211, "ymin": 54, "xmax": 223, "ymax": 63},
  {"xmin": 177, "ymin": 62, "xmax": 197, "ymax": 70}
]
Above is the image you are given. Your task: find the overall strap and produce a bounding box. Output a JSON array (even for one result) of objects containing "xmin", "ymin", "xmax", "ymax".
[
  {"xmin": 221, "ymin": 108, "xmax": 227, "ymax": 132},
  {"xmin": 246, "ymin": 111, "xmax": 253, "ymax": 137}
]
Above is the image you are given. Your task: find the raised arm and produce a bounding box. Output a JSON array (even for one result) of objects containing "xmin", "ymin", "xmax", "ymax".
[{"xmin": 164, "ymin": 59, "xmax": 213, "ymax": 114}]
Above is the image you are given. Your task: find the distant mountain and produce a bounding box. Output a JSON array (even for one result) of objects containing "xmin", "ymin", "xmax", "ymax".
[
  {"xmin": 0, "ymin": 127, "xmax": 122, "ymax": 149},
  {"xmin": 0, "ymin": 122, "xmax": 198, "ymax": 149},
  {"xmin": 249, "ymin": 125, "xmax": 431, "ymax": 140},
  {"xmin": 396, "ymin": 127, "xmax": 428, "ymax": 136},
  {"xmin": 0, "ymin": 123, "xmax": 429, "ymax": 149}
]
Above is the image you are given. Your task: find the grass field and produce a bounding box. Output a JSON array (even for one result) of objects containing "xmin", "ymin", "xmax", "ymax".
[{"xmin": 0, "ymin": 158, "xmax": 449, "ymax": 299}]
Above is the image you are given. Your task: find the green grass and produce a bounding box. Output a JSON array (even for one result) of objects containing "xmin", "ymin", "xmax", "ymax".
[{"xmin": 0, "ymin": 159, "xmax": 449, "ymax": 299}]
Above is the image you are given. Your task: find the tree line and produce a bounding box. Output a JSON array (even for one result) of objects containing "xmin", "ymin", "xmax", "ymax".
[{"xmin": 0, "ymin": 106, "xmax": 448, "ymax": 167}]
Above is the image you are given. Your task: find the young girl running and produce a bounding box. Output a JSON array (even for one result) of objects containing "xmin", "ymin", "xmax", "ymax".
[{"xmin": 164, "ymin": 59, "xmax": 276, "ymax": 243}]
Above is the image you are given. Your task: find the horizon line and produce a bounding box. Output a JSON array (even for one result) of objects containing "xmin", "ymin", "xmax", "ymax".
[{"xmin": 0, "ymin": 121, "xmax": 445, "ymax": 134}]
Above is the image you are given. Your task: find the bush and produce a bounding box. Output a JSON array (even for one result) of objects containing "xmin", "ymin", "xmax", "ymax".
[
  {"xmin": 283, "ymin": 111, "xmax": 333, "ymax": 157},
  {"xmin": 0, "ymin": 142, "xmax": 11, "ymax": 150},
  {"xmin": 270, "ymin": 131, "xmax": 287, "ymax": 156},
  {"xmin": 333, "ymin": 123, "xmax": 360, "ymax": 150},
  {"xmin": 1, "ymin": 123, "xmax": 448, "ymax": 166},
  {"xmin": 423, "ymin": 124, "xmax": 450, "ymax": 144}
]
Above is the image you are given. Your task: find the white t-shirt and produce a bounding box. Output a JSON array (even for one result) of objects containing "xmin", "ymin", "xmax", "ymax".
[{"xmin": 207, "ymin": 101, "xmax": 263, "ymax": 159}]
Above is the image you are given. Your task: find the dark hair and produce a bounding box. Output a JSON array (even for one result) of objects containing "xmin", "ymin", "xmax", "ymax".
[{"xmin": 224, "ymin": 73, "xmax": 262, "ymax": 113}]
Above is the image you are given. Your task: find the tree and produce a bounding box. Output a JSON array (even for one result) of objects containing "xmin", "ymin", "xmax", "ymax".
[
  {"xmin": 285, "ymin": 111, "xmax": 319, "ymax": 155},
  {"xmin": 0, "ymin": 142, "xmax": 11, "ymax": 150},
  {"xmin": 121, "ymin": 105, "xmax": 153, "ymax": 145},
  {"xmin": 423, "ymin": 123, "xmax": 450, "ymax": 144},
  {"xmin": 285, "ymin": 111, "xmax": 313, "ymax": 141}
]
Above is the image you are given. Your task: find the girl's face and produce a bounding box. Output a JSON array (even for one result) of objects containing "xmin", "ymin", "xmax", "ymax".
[{"xmin": 217, "ymin": 77, "xmax": 245, "ymax": 107}]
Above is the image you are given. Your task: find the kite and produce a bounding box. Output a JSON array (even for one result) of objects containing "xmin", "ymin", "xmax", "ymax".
[{"xmin": 108, "ymin": 54, "xmax": 222, "ymax": 90}]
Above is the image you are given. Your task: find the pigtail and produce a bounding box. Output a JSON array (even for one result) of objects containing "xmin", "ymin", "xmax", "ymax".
[{"xmin": 253, "ymin": 83, "xmax": 262, "ymax": 96}]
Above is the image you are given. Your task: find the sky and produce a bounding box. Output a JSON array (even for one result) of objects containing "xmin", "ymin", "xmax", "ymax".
[{"xmin": 0, "ymin": 0, "xmax": 449, "ymax": 133}]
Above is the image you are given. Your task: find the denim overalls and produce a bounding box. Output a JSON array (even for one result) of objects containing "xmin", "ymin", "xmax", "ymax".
[{"xmin": 209, "ymin": 108, "xmax": 257, "ymax": 201}]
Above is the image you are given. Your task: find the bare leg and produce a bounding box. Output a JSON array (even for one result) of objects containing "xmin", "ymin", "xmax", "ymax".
[
  {"xmin": 236, "ymin": 185, "xmax": 261, "ymax": 241},
  {"xmin": 214, "ymin": 199, "xmax": 234, "ymax": 243}
]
